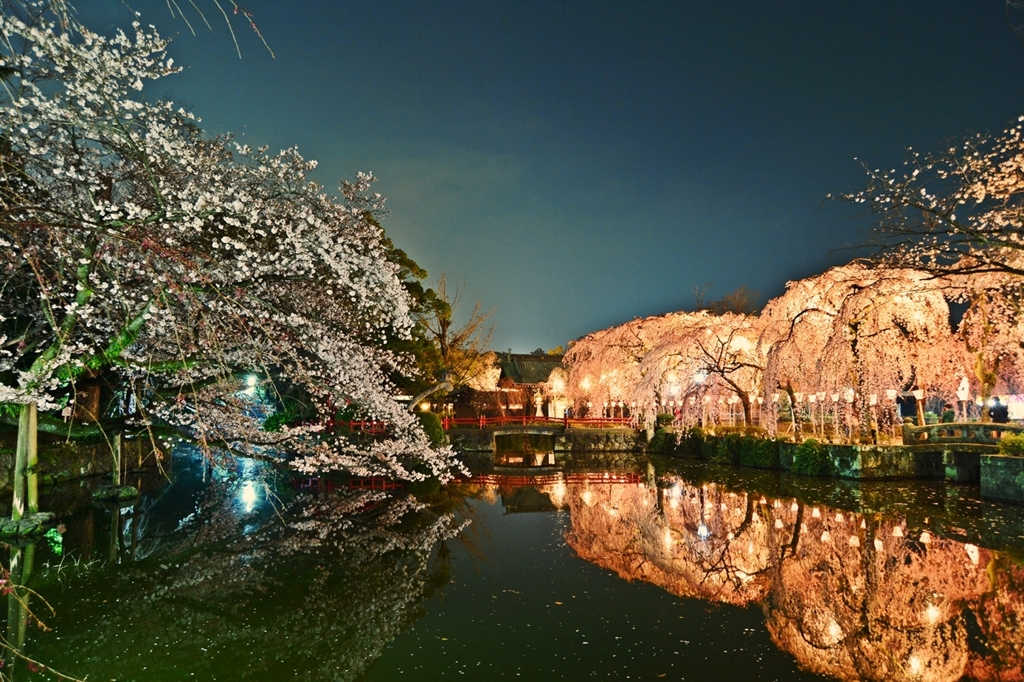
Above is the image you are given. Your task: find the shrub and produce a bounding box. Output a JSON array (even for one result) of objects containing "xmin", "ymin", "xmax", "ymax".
[
  {"xmin": 262, "ymin": 408, "xmax": 300, "ymax": 433},
  {"xmin": 701, "ymin": 436, "xmax": 718, "ymax": 461},
  {"xmin": 656, "ymin": 413, "xmax": 675, "ymax": 428},
  {"xmin": 417, "ymin": 411, "xmax": 446, "ymax": 447},
  {"xmin": 999, "ymin": 434, "xmax": 1024, "ymax": 457},
  {"xmin": 647, "ymin": 428, "xmax": 677, "ymax": 454},
  {"xmin": 791, "ymin": 438, "xmax": 834, "ymax": 476},
  {"xmin": 711, "ymin": 432, "xmax": 743, "ymax": 465},
  {"xmin": 739, "ymin": 436, "xmax": 779, "ymax": 468},
  {"xmin": 677, "ymin": 428, "xmax": 705, "ymax": 459}
]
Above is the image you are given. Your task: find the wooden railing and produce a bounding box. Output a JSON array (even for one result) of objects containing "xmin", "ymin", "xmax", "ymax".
[{"xmin": 442, "ymin": 415, "xmax": 635, "ymax": 430}]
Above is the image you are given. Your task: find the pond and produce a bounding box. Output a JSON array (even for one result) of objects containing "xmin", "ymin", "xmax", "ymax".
[{"xmin": 4, "ymin": 452, "xmax": 1024, "ymax": 681}]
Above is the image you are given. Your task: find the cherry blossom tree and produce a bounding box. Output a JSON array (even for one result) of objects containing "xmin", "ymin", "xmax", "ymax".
[
  {"xmin": 0, "ymin": 2, "xmax": 459, "ymax": 487},
  {"xmin": 841, "ymin": 116, "xmax": 1024, "ymax": 280},
  {"xmin": 565, "ymin": 310, "xmax": 768, "ymax": 428},
  {"xmin": 840, "ymin": 115, "xmax": 1024, "ymax": 420},
  {"xmin": 633, "ymin": 311, "xmax": 767, "ymax": 428},
  {"xmin": 761, "ymin": 264, "xmax": 959, "ymax": 438},
  {"xmin": 566, "ymin": 262, "xmax": 969, "ymax": 440},
  {"xmin": 943, "ymin": 274, "xmax": 1024, "ymax": 417},
  {"xmin": 563, "ymin": 315, "xmax": 654, "ymax": 416}
]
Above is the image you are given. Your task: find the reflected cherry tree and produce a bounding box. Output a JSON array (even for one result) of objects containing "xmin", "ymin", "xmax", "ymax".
[
  {"xmin": 29, "ymin": 471, "xmax": 467, "ymax": 681},
  {"xmin": 562, "ymin": 477, "xmax": 1024, "ymax": 681}
]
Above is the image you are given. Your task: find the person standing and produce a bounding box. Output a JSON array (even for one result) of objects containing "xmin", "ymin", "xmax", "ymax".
[{"xmin": 988, "ymin": 396, "xmax": 1010, "ymax": 424}]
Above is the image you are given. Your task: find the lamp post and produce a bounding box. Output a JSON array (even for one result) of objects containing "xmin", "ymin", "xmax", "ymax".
[
  {"xmin": 912, "ymin": 388, "xmax": 925, "ymax": 427},
  {"xmin": 955, "ymin": 377, "xmax": 970, "ymax": 421}
]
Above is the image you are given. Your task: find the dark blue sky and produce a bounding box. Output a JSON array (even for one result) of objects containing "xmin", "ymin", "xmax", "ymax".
[{"xmin": 86, "ymin": 1, "xmax": 1024, "ymax": 351}]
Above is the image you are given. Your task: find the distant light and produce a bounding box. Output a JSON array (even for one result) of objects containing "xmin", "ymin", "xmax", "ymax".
[
  {"xmin": 240, "ymin": 481, "xmax": 258, "ymax": 512},
  {"xmin": 420, "ymin": 402, "xmax": 431, "ymax": 411},
  {"xmin": 246, "ymin": 375, "xmax": 258, "ymax": 387},
  {"xmin": 696, "ymin": 522, "xmax": 710, "ymax": 540}
]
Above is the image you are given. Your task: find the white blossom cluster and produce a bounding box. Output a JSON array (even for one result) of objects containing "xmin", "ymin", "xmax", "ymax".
[
  {"xmin": 0, "ymin": 3, "xmax": 457, "ymax": 479},
  {"xmin": 840, "ymin": 117, "xmax": 1024, "ymax": 281}
]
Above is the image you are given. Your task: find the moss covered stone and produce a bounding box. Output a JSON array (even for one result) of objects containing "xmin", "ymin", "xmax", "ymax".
[
  {"xmin": 0, "ymin": 512, "xmax": 55, "ymax": 537},
  {"xmin": 92, "ymin": 484, "xmax": 139, "ymax": 501}
]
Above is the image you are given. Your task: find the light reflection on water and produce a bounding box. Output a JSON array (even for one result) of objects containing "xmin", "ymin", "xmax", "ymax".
[{"xmin": 2, "ymin": 454, "xmax": 1024, "ymax": 680}]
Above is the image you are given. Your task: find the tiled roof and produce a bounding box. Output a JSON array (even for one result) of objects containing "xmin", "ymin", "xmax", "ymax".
[{"xmin": 498, "ymin": 353, "xmax": 563, "ymax": 385}]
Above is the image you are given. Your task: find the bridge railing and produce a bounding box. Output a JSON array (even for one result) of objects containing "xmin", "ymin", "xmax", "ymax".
[
  {"xmin": 300, "ymin": 416, "xmax": 636, "ymax": 433},
  {"xmin": 442, "ymin": 415, "xmax": 635, "ymax": 430},
  {"xmin": 903, "ymin": 421, "xmax": 1024, "ymax": 446}
]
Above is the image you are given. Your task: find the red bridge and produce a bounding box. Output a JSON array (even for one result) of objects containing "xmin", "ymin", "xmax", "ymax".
[{"xmin": 442, "ymin": 415, "xmax": 635, "ymax": 430}]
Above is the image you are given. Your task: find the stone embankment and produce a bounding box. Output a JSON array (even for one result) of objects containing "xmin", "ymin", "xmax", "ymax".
[
  {"xmin": 651, "ymin": 422, "xmax": 1024, "ymax": 505},
  {"xmin": 449, "ymin": 426, "xmax": 644, "ymax": 455}
]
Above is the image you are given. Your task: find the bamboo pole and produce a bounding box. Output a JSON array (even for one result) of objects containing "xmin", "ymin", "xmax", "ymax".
[
  {"xmin": 112, "ymin": 431, "xmax": 122, "ymax": 485},
  {"xmin": 12, "ymin": 403, "xmax": 37, "ymax": 521}
]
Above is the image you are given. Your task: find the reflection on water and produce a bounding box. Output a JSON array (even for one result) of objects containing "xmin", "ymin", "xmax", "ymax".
[
  {"xmin": 6, "ymin": 455, "xmax": 465, "ymax": 681},
  {"xmin": 3, "ymin": 455, "xmax": 1024, "ymax": 680},
  {"xmin": 560, "ymin": 467, "xmax": 1024, "ymax": 681}
]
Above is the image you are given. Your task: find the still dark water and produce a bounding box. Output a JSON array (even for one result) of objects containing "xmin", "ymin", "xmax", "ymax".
[{"xmin": 5, "ymin": 453, "xmax": 1024, "ymax": 681}]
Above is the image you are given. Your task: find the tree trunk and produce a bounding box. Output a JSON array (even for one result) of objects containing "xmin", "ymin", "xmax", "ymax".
[
  {"xmin": 12, "ymin": 403, "xmax": 38, "ymax": 521},
  {"xmin": 975, "ymin": 353, "xmax": 996, "ymax": 423},
  {"xmin": 782, "ymin": 383, "xmax": 801, "ymax": 442},
  {"xmin": 740, "ymin": 392, "xmax": 752, "ymax": 427}
]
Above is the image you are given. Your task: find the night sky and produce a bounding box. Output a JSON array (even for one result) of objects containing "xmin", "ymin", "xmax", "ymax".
[{"xmin": 83, "ymin": 1, "xmax": 1024, "ymax": 351}]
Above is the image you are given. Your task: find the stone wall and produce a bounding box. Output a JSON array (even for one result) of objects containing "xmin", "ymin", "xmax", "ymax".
[
  {"xmin": 447, "ymin": 427, "xmax": 645, "ymax": 454},
  {"xmin": 556, "ymin": 428, "xmax": 645, "ymax": 453},
  {"xmin": 981, "ymin": 455, "xmax": 1024, "ymax": 505},
  {"xmin": 778, "ymin": 442, "xmax": 946, "ymax": 479},
  {"xmin": 655, "ymin": 430, "xmax": 990, "ymax": 482}
]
